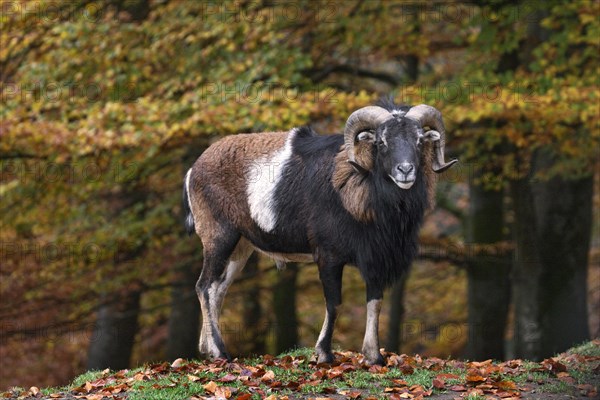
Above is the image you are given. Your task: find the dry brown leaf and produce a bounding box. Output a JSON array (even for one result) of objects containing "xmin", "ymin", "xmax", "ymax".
[
  {"xmin": 203, "ymin": 380, "xmax": 218, "ymax": 393},
  {"xmin": 432, "ymin": 377, "xmax": 445, "ymax": 389},
  {"xmin": 133, "ymin": 372, "xmax": 145, "ymax": 381},
  {"xmin": 214, "ymin": 386, "xmax": 234, "ymax": 399},
  {"xmin": 85, "ymin": 394, "xmax": 105, "ymax": 400},
  {"xmin": 261, "ymin": 370, "xmax": 276, "ymax": 382},
  {"xmin": 171, "ymin": 358, "xmax": 185, "ymax": 368},
  {"xmin": 496, "ymin": 380, "xmax": 517, "ymax": 390},
  {"xmin": 339, "ymin": 390, "xmax": 362, "ymax": 399},
  {"xmin": 466, "ymin": 374, "xmax": 486, "ymax": 383},
  {"xmin": 436, "ymin": 373, "xmax": 460, "ymax": 380}
]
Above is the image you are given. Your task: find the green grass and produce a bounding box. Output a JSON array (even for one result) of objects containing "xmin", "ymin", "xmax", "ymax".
[
  {"xmin": 464, "ymin": 394, "xmax": 487, "ymax": 400},
  {"xmin": 5, "ymin": 340, "xmax": 597, "ymax": 400},
  {"xmin": 128, "ymin": 378, "xmax": 206, "ymax": 400},
  {"xmin": 536, "ymin": 380, "xmax": 573, "ymax": 394},
  {"xmin": 569, "ymin": 340, "xmax": 600, "ymax": 357}
]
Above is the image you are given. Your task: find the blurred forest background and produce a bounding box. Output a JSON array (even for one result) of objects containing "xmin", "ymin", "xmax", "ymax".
[{"xmin": 1, "ymin": 0, "xmax": 598, "ymax": 390}]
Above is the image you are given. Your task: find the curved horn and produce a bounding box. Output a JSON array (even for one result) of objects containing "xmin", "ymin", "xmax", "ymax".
[
  {"xmin": 405, "ymin": 104, "xmax": 458, "ymax": 173},
  {"xmin": 343, "ymin": 106, "xmax": 392, "ymax": 166}
]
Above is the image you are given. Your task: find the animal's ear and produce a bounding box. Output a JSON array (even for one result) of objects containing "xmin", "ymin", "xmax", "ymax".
[
  {"xmin": 356, "ymin": 130, "xmax": 376, "ymax": 143},
  {"xmin": 348, "ymin": 160, "xmax": 369, "ymax": 175},
  {"xmin": 420, "ymin": 129, "xmax": 441, "ymax": 143}
]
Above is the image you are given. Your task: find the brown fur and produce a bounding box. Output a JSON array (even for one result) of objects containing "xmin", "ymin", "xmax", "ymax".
[
  {"xmin": 353, "ymin": 140, "xmax": 375, "ymax": 171},
  {"xmin": 188, "ymin": 131, "xmax": 288, "ymax": 247},
  {"xmin": 331, "ymin": 145, "xmax": 375, "ymax": 223}
]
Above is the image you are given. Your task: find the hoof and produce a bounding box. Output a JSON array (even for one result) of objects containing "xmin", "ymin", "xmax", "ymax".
[
  {"xmin": 316, "ymin": 350, "xmax": 335, "ymax": 364},
  {"xmin": 199, "ymin": 343, "xmax": 230, "ymax": 361},
  {"xmin": 363, "ymin": 351, "xmax": 385, "ymax": 366}
]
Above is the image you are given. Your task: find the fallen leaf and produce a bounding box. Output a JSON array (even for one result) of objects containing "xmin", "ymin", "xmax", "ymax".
[
  {"xmin": 171, "ymin": 358, "xmax": 185, "ymax": 368},
  {"xmin": 339, "ymin": 390, "xmax": 362, "ymax": 399},
  {"xmin": 470, "ymin": 359, "xmax": 492, "ymax": 367},
  {"xmin": 496, "ymin": 380, "xmax": 517, "ymax": 390},
  {"xmin": 432, "ymin": 377, "xmax": 445, "ymax": 389},
  {"xmin": 260, "ymin": 370, "xmax": 275, "ymax": 382},
  {"xmin": 28, "ymin": 387, "xmax": 40, "ymax": 396},
  {"xmin": 219, "ymin": 373, "xmax": 237, "ymax": 383},
  {"xmin": 203, "ymin": 380, "xmax": 218, "ymax": 393},
  {"xmin": 188, "ymin": 374, "xmax": 201, "ymax": 382},
  {"xmin": 384, "ymin": 387, "xmax": 402, "ymax": 393},
  {"xmin": 133, "ymin": 372, "xmax": 146, "ymax": 381},
  {"xmin": 466, "ymin": 374, "xmax": 485, "ymax": 383},
  {"xmin": 368, "ymin": 364, "xmax": 387, "ymax": 374},
  {"xmin": 215, "ymin": 386, "xmax": 235, "ymax": 399},
  {"xmin": 541, "ymin": 358, "xmax": 567, "ymax": 373},
  {"xmin": 436, "ymin": 373, "xmax": 460, "ymax": 380},
  {"xmin": 399, "ymin": 364, "xmax": 415, "ymax": 374}
]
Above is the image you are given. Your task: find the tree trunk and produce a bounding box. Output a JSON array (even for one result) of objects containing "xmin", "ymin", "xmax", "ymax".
[
  {"xmin": 273, "ymin": 263, "xmax": 299, "ymax": 354},
  {"xmin": 87, "ymin": 289, "xmax": 141, "ymax": 370},
  {"xmin": 167, "ymin": 261, "xmax": 200, "ymax": 360},
  {"xmin": 466, "ymin": 183, "xmax": 510, "ymax": 360},
  {"xmin": 512, "ymin": 150, "xmax": 593, "ymax": 359},
  {"xmin": 532, "ymin": 153, "xmax": 592, "ymax": 356},
  {"xmin": 511, "ymin": 177, "xmax": 544, "ymax": 360}
]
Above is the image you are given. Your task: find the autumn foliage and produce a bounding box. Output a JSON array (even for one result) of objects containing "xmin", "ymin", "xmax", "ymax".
[{"xmin": 1, "ymin": 0, "xmax": 598, "ymax": 392}]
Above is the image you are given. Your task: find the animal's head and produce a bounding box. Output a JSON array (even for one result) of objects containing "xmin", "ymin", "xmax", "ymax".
[{"xmin": 343, "ymin": 104, "xmax": 458, "ymax": 189}]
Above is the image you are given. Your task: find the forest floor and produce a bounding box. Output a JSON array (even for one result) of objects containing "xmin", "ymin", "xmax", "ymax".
[{"xmin": 2, "ymin": 340, "xmax": 598, "ymax": 400}]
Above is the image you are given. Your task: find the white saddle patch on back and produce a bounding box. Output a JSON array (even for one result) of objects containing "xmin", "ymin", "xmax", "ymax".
[{"xmin": 246, "ymin": 130, "xmax": 296, "ymax": 232}]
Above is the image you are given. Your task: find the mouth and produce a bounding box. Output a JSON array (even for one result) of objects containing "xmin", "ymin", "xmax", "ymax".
[{"xmin": 389, "ymin": 175, "xmax": 415, "ymax": 189}]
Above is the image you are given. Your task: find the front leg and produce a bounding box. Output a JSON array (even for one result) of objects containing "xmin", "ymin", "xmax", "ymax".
[
  {"xmin": 315, "ymin": 263, "xmax": 344, "ymax": 364},
  {"xmin": 362, "ymin": 285, "xmax": 384, "ymax": 365}
]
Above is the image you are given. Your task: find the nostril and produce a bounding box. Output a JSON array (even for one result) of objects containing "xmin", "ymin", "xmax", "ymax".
[{"xmin": 397, "ymin": 163, "xmax": 414, "ymax": 175}]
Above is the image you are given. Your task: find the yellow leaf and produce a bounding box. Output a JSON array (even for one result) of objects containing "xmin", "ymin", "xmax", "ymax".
[{"xmin": 203, "ymin": 381, "xmax": 218, "ymax": 393}]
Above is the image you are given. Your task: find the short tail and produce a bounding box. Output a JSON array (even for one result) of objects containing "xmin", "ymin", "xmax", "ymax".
[{"xmin": 183, "ymin": 168, "xmax": 195, "ymax": 236}]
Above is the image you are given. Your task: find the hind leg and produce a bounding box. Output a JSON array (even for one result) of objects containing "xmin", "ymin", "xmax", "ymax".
[
  {"xmin": 196, "ymin": 231, "xmax": 253, "ymax": 360},
  {"xmin": 212, "ymin": 238, "xmax": 253, "ymax": 320}
]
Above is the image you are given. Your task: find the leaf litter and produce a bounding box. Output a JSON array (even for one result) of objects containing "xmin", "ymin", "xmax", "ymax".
[{"xmin": 2, "ymin": 340, "xmax": 598, "ymax": 399}]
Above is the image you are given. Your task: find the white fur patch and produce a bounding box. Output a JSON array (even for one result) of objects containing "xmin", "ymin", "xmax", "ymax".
[
  {"xmin": 246, "ymin": 130, "xmax": 296, "ymax": 232},
  {"xmin": 362, "ymin": 298, "xmax": 382, "ymax": 353},
  {"xmin": 381, "ymin": 127, "xmax": 388, "ymax": 147},
  {"xmin": 185, "ymin": 168, "xmax": 194, "ymax": 225},
  {"xmin": 391, "ymin": 109, "xmax": 406, "ymax": 117}
]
